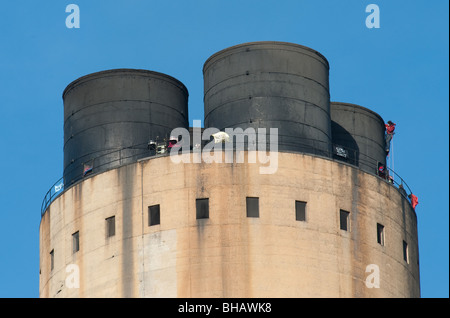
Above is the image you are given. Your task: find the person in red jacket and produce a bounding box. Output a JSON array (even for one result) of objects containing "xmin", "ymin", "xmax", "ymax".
[
  {"xmin": 408, "ymin": 193, "xmax": 419, "ymax": 210},
  {"xmin": 385, "ymin": 120, "xmax": 396, "ymax": 155}
]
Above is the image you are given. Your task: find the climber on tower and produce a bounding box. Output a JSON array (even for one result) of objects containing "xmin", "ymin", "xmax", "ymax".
[{"xmin": 385, "ymin": 120, "xmax": 396, "ymax": 155}]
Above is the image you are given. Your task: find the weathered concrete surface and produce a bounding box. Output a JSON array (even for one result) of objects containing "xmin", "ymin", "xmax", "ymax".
[{"xmin": 40, "ymin": 152, "xmax": 420, "ymax": 298}]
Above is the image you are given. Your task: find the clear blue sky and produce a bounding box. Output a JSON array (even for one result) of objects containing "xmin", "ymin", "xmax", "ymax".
[{"xmin": 0, "ymin": 0, "xmax": 448, "ymax": 298}]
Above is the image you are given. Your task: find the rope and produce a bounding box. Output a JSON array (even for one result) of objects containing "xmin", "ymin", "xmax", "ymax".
[{"xmin": 391, "ymin": 137, "xmax": 394, "ymax": 173}]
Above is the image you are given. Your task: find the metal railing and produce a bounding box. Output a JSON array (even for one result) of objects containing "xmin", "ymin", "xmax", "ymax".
[
  {"xmin": 41, "ymin": 137, "xmax": 415, "ymax": 216},
  {"xmin": 40, "ymin": 176, "xmax": 65, "ymax": 217},
  {"xmin": 41, "ymin": 142, "xmax": 150, "ymax": 216}
]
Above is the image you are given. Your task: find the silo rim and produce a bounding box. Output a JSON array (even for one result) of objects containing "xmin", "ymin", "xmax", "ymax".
[
  {"xmin": 330, "ymin": 101, "xmax": 386, "ymax": 124},
  {"xmin": 203, "ymin": 41, "xmax": 330, "ymax": 74},
  {"xmin": 62, "ymin": 68, "xmax": 188, "ymax": 100}
]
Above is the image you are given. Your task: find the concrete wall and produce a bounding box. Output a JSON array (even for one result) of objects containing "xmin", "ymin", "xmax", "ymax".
[{"xmin": 39, "ymin": 152, "xmax": 420, "ymax": 298}]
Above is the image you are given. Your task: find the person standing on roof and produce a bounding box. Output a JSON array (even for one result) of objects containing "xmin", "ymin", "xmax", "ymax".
[{"xmin": 385, "ymin": 120, "xmax": 396, "ymax": 155}]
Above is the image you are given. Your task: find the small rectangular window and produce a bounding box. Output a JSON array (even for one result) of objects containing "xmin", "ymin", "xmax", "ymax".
[
  {"xmin": 340, "ymin": 209, "xmax": 350, "ymax": 231},
  {"xmin": 246, "ymin": 197, "xmax": 259, "ymax": 218},
  {"xmin": 377, "ymin": 224, "xmax": 384, "ymax": 246},
  {"xmin": 403, "ymin": 240, "xmax": 409, "ymax": 263},
  {"xmin": 72, "ymin": 231, "xmax": 80, "ymax": 253},
  {"xmin": 50, "ymin": 249, "xmax": 54, "ymax": 271},
  {"xmin": 106, "ymin": 216, "xmax": 115, "ymax": 238},
  {"xmin": 196, "ymin": 198, "xmax": 209, "ymax": 219},
  {"xmin": 148, "ymin": 204, "xmax": 160, "ymax": 226},
  {"xmin": 295, "ymin": 201, "xmax": 307, "ymax": 221}
]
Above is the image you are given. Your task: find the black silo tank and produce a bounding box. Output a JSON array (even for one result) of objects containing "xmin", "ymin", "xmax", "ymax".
[
  {"xmin": 63, "ymin": 69, "xmax": 189, "ymax": 185},
  {"xmin": 203, "ymin": 41, "xmax": 332, "ymax": 155},
  {"xmin": 330, "ymin": 102, "xmax": 386, "ymax": 174}
]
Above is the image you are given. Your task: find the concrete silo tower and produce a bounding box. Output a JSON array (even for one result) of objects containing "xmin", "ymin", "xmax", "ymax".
[{"xmin": 40, "ymin": 43, "xmax": 420, "ymax": 298}]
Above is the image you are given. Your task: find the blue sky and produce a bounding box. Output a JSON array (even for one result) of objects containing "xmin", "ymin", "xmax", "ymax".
[{"xmin": 0, "ymin": 1, "xmax": 448, "ymax": 298}]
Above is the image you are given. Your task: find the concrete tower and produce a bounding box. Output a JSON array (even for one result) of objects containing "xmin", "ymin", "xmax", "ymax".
[{"xmin": 39, "ymin": 42, "xmax": 420, "ymax": 298}]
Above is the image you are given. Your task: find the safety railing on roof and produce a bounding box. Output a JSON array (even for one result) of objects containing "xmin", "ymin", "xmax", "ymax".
[
  {"xmin": 41, "ymin": 176, "xmax": 65, "ymax": 217},
  {"xmin": 62, "ymin": 142, "xmax": 150, "ymax": 183},
  {"xmin": 41, "ymin": 142, "xmax": 150, "ymax": 216},
  {"xmin": 41, "ymin": 136, "xmax": 415, "ymax": 216}
]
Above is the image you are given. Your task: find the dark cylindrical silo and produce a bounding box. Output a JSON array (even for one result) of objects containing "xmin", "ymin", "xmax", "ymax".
[
  {"xmin": 203, "ymin": 41, "xmax": 332, "ymax": 155},
  {"xmin": 330, "ymin": 102, "xmax": 386, "ymax": 174},
  {"xmin": 63, "ymin": 69, "xmax": 189, "ymax": 185}
]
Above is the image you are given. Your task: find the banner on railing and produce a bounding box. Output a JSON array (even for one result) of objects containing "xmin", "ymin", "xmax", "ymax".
[
  {"xmin": 54, "ymin": 182, "xmax": 64, "ymax": 192},
  {"xmin": 333, "ymin": 145, "xmax": 348, "ymax": 158}
]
